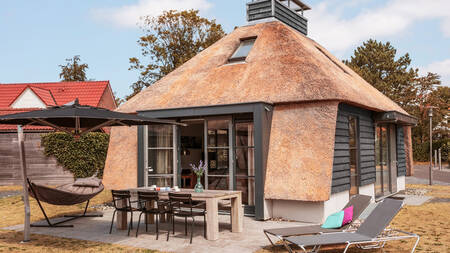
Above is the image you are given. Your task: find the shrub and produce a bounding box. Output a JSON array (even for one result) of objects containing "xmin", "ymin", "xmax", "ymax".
[
  {"xmin": 41, "ymin": 132, "xmax": 110, "ymax": 178},
  {"xmin": 413, "ymin": 138, "xmax": 449, "ymax": 162}
]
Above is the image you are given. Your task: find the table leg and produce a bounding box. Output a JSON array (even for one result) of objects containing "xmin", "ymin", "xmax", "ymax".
[
  {"xmin": 206, "ymin": 198, "xmax": 219, "ymax": 240},
  {"xmin": 117, "ymin": 199, "xmax": 127, "ymax": 230},
  {"xmin": 145, "ymin": 200, "xmax": 155, "ymax": 224},
  {"xmin": 231, "ymin": 194, "xmax": 243, "ymax": 233}
]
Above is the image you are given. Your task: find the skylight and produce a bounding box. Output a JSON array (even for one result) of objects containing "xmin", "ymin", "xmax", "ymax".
[{"xmin": 228, "ymin": 37, "xmax": 257, "ymax": 63}]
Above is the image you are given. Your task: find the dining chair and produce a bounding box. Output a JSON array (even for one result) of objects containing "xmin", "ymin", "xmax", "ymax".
[
  {"xmin": 109, "ymin": 190, "xmax": 139, "ymax": 236},
  {"xmin": 135, "ymin": 191, "xmax": 170, "ymax": 239}
]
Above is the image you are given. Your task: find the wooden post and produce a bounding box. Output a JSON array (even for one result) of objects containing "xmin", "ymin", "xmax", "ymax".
[
  {"xmin": 18, "ymin": 125, "xmax": 30, "ymax": 242},
  {"xmin": 438, "ymin": 148, "xmax": 442, "ymax": 170},
  {"xmin": 434, "ymin": 150, "xmax": 437, "ymax": 168}
]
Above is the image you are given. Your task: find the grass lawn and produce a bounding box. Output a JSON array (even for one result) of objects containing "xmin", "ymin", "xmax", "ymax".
[
  {"xmin": 257, "ymin": 184, "xmax": 450, "ymax": 253},
  {"xmin": 1, "ymin": 185, "xmax": 449, "ymax": 252},
  {"xmin": 0, "ymin": 186, "xmax": 160, "ymax": 252}
]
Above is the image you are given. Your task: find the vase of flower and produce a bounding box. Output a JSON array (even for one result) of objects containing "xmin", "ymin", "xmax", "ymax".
[{"xmin": 191, "ymin": 160, "xmax": 207, "ymax": 193}]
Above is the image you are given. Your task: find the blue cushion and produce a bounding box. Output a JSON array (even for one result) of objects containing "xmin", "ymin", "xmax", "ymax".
[{"xmin": 321, "ymin": 211, "xmax": 345, "ymax": 229}]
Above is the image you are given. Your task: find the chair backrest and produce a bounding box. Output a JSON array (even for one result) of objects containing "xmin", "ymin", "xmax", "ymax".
[
  {"xmin": 356, "ymin": 198, "xmax": 403, "ymax": 238},
  {"xmin": 111, "ymin": 190, "xmax": 132, "ymax": 210},
  {"xmin": 343, "ymin": 194, "xmax": 372, "ymax": 219},
  {"xmin": 168, "ymin": 193, "xmax": 193, "ymax": 214},
  {"xmin": 137, "ymin": 191, "xmax": 159, "ymax": 210}
]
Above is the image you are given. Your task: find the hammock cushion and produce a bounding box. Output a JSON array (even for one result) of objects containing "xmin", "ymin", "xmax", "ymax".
[{"xmin": 29, "ymin": 181, "xmax": 104, "ymax": 206}]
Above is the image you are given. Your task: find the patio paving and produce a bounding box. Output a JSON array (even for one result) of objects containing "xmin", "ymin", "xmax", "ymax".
[{"xmin": 3, "ymin": 210, "xmax": 311, "ymax": 253}]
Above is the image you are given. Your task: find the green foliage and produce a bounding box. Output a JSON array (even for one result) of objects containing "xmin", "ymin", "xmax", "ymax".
[
  {"xmin": 345, "ymin": 39, "xmax": 449, "ymax": 161},
  {"xmin": 127, "ymin": 9, "xmax": 226, "ymax": 100},
  {"xmin": 59, "ymin": 55, "xmax": 89, "ymax": 82},
  {"xmin": 413, "ymin": 138, "xmax": 449, "ymax": 162},
  {"xmin": 344, "ymin": 39, "xmax": 418, "ymax": 107},
  {"xmin": 41, "ymin": 132, "xmax": 109, "ymax": 178}
]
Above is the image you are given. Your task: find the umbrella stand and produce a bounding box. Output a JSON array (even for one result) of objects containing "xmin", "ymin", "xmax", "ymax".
[{"xmin": 18, "ymin": 125, "xmax": 31, "ymax": 242}]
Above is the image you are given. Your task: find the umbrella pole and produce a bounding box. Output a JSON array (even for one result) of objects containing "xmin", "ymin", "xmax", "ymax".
[{"xmin": 18, "ymin": 125, "xmax": 30, "ymax": 242}]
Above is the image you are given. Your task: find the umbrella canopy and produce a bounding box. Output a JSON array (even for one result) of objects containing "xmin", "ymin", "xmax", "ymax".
[{"xmin": 0, "ymin": 99, "xmax": 184, "ymax": 135}]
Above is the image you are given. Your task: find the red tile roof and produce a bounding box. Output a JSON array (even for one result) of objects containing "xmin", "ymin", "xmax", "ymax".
[
  {"xmin": 0, "ymin": 81, "xmax": 112, "ymax": 131},
  {"xmin": 0, "ymin": 81, "xmax": 110, "ymax": 108}
]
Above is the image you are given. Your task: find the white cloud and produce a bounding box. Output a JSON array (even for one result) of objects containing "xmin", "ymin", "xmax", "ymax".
[
  {"xmin": 92, "ymin": 0, "xmax": 213, "ymax": 28},
  {"xmin": 420, "ymin": 59, "xmax": 450, "ymax": 86},
  {"xmin": 307, "ymin": 0, "xmax": 450, "ymax": 54}
]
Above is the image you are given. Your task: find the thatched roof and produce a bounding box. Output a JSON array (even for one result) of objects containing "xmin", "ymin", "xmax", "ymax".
[{"xmin": 119, "ymin": 21, "xmax": 407, "ymax": 115}]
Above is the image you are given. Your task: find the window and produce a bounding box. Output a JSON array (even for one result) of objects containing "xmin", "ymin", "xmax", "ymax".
[
  {"xmin": 146, "ymin": 125, "xmax": 176, "ymax": 187},
  {"xmin": 348, "ymin": 116, "xmax": 359, "ymax": 196},
  {"xmin": 228, "ymin": 37, "xmax": 256, "ymax": 63}
]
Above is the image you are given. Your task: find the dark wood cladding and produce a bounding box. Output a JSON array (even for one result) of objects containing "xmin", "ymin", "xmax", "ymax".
[
  {"xmin": 0, "ymin": 133, "xmax": 74, "ymax": 185},
  {"xmin": 331, "ymin": 104, "xmax": 376, "ymax": 194},
  {"xmin": 247, "ymin": 0, "xmax": 308, "ymax": 35},
  {"xmin": 396, "ymin": 126, "xmax": 407, "ymax": 176}
]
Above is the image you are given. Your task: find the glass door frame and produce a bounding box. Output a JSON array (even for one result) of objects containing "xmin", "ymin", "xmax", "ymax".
[
  {"xmin": 375, "ymin": 123, "xmax": 398, "ymax": 197},
  {"xmin": 203, "ymin": 116, "xmax": 234, "ymax": 190},
  {"xmin": 143, "ymin": 124, "xmax": 178, "ymax": 187}
]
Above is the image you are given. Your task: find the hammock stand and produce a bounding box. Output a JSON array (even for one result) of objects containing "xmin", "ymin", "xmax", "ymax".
[{"xmin": 27, "ymin": 178, "xmax": 104, "ymax": 228}]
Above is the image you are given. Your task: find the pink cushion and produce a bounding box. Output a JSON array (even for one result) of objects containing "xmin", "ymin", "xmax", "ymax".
[{"xmin": 342, "ymin": 205, "xmax": 354, "ymax": 226}]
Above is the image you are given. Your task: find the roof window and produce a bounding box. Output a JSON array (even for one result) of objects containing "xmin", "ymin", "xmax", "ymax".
[{"xmin": 228, "ymin": 37, "xmax": 257, "ymax": 63}]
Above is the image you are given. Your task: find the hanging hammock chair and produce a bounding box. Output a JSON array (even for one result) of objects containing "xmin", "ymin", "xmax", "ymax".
[{"xmin": 27, "ymin": 178, "xmax": 104, "ymax": 227}]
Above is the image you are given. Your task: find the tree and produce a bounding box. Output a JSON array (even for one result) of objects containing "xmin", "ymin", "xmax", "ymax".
[
  {"xmin": 127, "ymin": 10, "xmax": 226, "ymax": 100},
  {"xmin": 344, "ymin": 39, "xmax": 418, "ymax": 107},
  {"xmin": 59, "ymin": 55, "xmax": 89, "ymax": 82}
]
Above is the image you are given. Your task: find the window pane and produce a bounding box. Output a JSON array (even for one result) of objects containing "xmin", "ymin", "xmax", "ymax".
[
  {"xmin": 230, "ymin": 39, "xmax": 256, "ymax": 61},
  {"xmin": 235, "ymin": 122, "xmax": 254, "ymax": 147},
  {"xmin": 381, "ymin": 126, "xmax": 389, "ymax": 193},
  {"xmin": 208, "ymin": 176, "xmax": 229, "ymax": 190},
  {"xmin": 148, "ymin": 177, "xmax": 173, "ymax": 187},
  {"xmin": 375, "ymin": 127, "xmax": 383, "ymax": 197},
  {"xmin": 148, "ymin": 125, "xmax": 173, "ymax": 148},
  {"xmin": 207, "ymin": 149, "xmax": 229, "ymax": 175},
  {"xmin": 348, "ymin": 116, "xmax": 357, "ymax": 148},
  {"xmin": 236, "ymin": 177, "xmax": 255, "ymax": 206},
  {"xmin": 207, "ymin": 120, "xmax": 229, "ymax": 147},
  {"xmin": 148, "ymin": 149, "xmax": 173, "ymax": 174},
  {"xmin": 236, "ymin": 148, "xmax": 255, "ymax": 176}
]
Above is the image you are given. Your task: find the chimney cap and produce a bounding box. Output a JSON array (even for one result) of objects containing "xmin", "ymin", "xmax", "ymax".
[{"xmin": 279, "ymin": 0, "xmax": 311, "ymax": 11}]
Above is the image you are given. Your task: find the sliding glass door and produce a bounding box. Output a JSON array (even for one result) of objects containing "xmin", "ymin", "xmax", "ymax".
[
  {"xmin": 235, "ymin": 122, "xmax": 255, "ymax": 206},
  {"xmin": 145, "ymin": 125, "xmax": 177, "ymax": 187},
  {"xmin": 375, "ymin": 124, "xmax": 397, "ymax": 197},
  {"xmin": 206, "ymin": 119, "xmax": 232, "ymax": 190}
]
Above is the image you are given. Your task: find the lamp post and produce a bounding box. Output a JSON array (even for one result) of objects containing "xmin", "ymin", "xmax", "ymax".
[{"xmin": 428, "ymin": 107, "xmax": 433, "ymax": 185}]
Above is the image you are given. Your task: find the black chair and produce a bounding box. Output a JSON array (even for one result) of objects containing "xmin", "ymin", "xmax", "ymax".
[
  {"xmin": 109, "ymin": 190, "xmax": 139, "ymax": 236},
  {"xmin": 167, "ymin": 193, "xmax": 206, "ymax": 244},
  {"xmin": 135, "ymin": 191, "xmax": 170, "ymax": 239}
]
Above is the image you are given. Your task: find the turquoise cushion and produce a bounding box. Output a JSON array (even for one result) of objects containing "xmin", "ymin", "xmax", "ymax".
[{"xmin": 321, "ymin": 211, "xmax": 345, "ymax": 229}]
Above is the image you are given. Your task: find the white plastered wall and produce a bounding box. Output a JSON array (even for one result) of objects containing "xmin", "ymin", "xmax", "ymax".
[
  {"xmin": 397, "ymin": 176, "xmax": 406, "ymax": 191},
  {"xmin": 11, "ymin": 88, "xmax": 46, "ymax": 108},
  {"xmin": 359, "ymin": 184, "xmax": 375, "ymax": 201},
  {"xmin": 323, "ymin": 190, "xmax": 349, "ymax": 222}
]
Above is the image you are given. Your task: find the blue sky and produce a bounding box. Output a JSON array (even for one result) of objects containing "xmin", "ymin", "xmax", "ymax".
[{"xmin": 1, "ymin": 0, "xmax": 449, "ymax": 100}]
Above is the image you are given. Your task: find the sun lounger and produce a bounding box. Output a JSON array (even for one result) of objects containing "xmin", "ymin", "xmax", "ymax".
[
  {"xmin": 284, "ymin": 198, "xmax": 420, "ymax": 253},
  {"xmin": 264, "ymin": 194, "xmax": 372, "ymax": 246}
]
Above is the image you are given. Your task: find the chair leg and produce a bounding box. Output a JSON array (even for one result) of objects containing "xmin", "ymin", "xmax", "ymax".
[
  {"xmin": 172, "ymin": 214, "xmax": 175, "ymax": 235},
  {"xmin": 136, "ymin": 212, "xmax": 143, "ymax": 237},
  {"xmin": 156, "ymin": 213, "xmax": 159, "ymax": 240},
  {"xmin": 127, "ymin": 212, "xmax": 133, "ymax": 236},
  {"xmin": 185, "ymin": 217, "xmax": 188, "ymax": 235},
  {"xmin": 203, "ymin": 215, "xmax": 206, "ymax": 238},
  {"xmin": 167, "ymin": 214, "xmax": 172, "ymax": 241},
  {"xmin": 190, "ymin": 217, "xmax": 194, "ymax": 244},
  {"xmin": 109, "ymin": 210, "xmax": 117, "ymax": 234}
]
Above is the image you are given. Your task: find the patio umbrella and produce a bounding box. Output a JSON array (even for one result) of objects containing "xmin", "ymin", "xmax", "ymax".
[{"xmin": 0, "ymin": 99, "xmax": 184, "ymax": 242}]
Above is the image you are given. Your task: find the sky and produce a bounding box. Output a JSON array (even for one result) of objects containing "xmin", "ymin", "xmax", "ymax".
[{"xmin": 1, "ymin": 0, "xmax": 450, "ymax": 100}]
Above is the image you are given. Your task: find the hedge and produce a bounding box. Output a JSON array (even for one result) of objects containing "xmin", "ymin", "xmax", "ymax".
[
  {"xmin": 413, "ymin": 138, "xmax": 449, "ymax": 162},
  {"xmin": 41, "ymin": 132, "xmax": 110, "ymax": 178}
]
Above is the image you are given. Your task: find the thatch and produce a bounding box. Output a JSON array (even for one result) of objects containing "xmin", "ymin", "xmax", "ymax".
[
  {"xmin": 118, "ymin": 21, "xmax": 406, "ymax": 115},
  {"xmin": 104, "ymin": 21, "xmax": 408, "ymax": 201}
]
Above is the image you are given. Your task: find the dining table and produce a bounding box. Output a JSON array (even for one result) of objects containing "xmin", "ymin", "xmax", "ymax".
[{"xmin": 116, "ymin": 188, "xmax": 244, "ymax": 241}]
